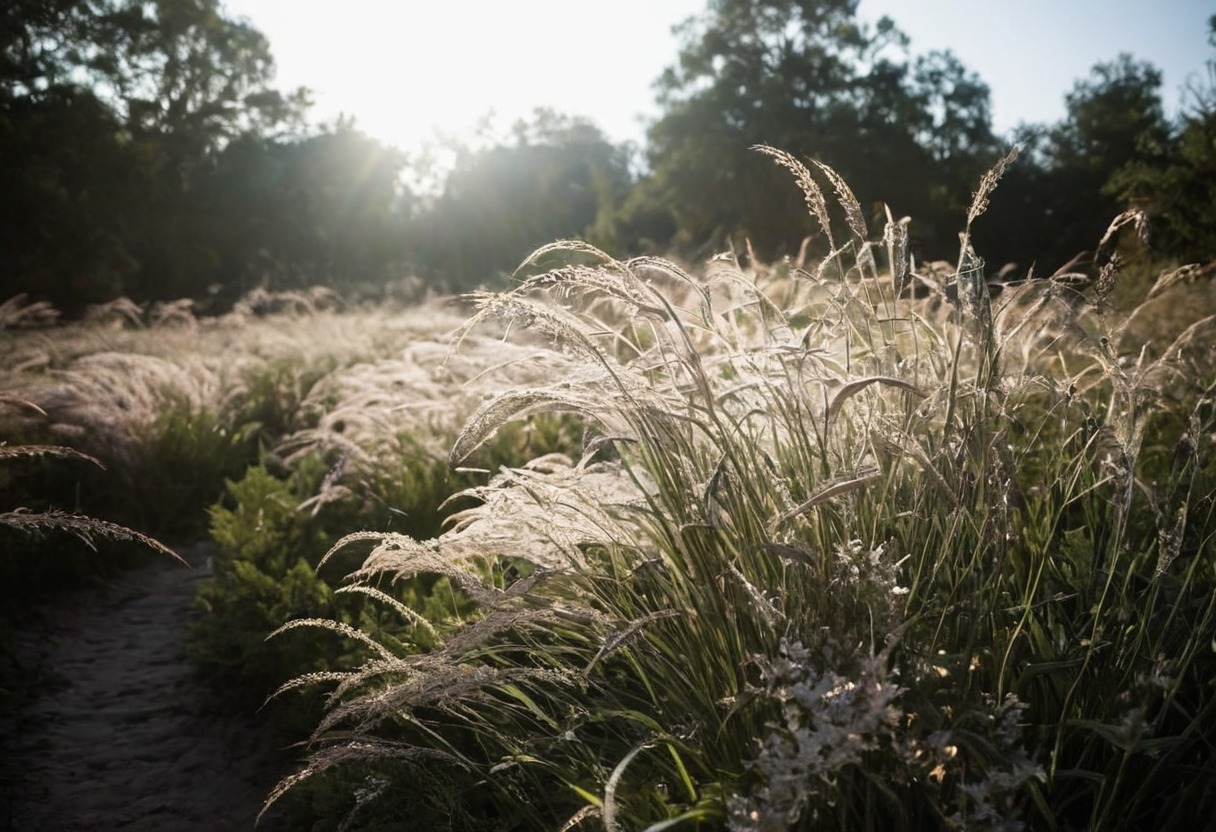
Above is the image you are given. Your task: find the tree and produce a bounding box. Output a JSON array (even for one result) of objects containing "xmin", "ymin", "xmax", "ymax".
[
  {"xmin": 0, "ymin": 0, "xmax": 311, "ymax": 308},
  {"xmin": 976, "ymin": 55, "xmax": 1172, "ymax": 273},
  {"xmin": 121, "ymin": 120, "xmax": 414, "ymax": 306},
  {"xmin": 3, "ymin": 0, "xmax": 306, "ymax": 159},
  {"xmin": 634, "ymin": 0, "xmax": 998, "ymax": 260},
  {"xmin": 1106, "ymin": 17, "xmax": 1216, "ymax": 262},
  {"xmin": 413, "ymin": 110, "xmax": 633, "ymax": 290},
  {"xmin": 0, "ymin": 84, "xmax": 144, "ymax": 307},
  {"xmin": 1, "ymin": 0, "xmax": 103, "ymax": 100}
]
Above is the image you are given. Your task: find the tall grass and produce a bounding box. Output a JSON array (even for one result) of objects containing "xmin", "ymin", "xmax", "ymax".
[
  {"xmin": 237, "ymin": 155, "xmax": 1213, "ymax": 828},
  {"xmin": 1, "ymin": 290, "xmax": 474, "ymax": 531},
  {"xmin": 0, "ymin": 394, "xmax": 183, "ymax": 719},
  {"xmin": 2, "ymin": 147, "xmax": 1210, "ymax": 829}
]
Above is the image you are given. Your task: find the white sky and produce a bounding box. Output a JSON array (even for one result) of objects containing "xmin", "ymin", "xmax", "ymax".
[{"xmin": 223, "ymin": 0, "xmax": 1213, "ymax": 159}]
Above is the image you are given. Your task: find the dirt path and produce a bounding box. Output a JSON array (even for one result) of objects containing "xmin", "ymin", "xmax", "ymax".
[{"xmin": 2, "ymin": 542, "xmax": 290, "ymax": 831}]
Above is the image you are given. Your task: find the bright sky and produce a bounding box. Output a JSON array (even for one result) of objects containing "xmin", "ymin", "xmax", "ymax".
[{"xmin": 223, "ymin": 0, "xmax": 1213, "ymax": 160}]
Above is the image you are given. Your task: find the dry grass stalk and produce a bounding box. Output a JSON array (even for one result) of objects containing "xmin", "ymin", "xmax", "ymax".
[{"xmin": 967, "ymin": 145, "xmax": 1019, "ymax": 227}]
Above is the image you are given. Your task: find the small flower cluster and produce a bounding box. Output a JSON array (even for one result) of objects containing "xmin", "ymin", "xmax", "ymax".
[
  {"xmin": 729, "ymin": 640, "xmax": 1042, "ymax": 832},
  {"xmin": 729, "ymin": 640, "xmax": 904, "ymax": 831}
]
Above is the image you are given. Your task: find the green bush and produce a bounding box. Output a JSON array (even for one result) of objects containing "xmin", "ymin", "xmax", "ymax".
[
  {"xmin": 190, "ymin": 458, "xmax": 351, "ymax": 715},
  {"xmin": 190, "ymin": 409, "xmax": 585, "ymax": 707}
]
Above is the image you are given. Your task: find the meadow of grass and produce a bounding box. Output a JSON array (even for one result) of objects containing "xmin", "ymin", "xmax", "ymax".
[
  {"xmin": 258, "ymin": 149, "xmax": 1216, "ymax": 831},
  {"xmin": 3, "ymin": 148, "xmax": 1215, "ymax": 831},
  {"xmin": 0, "ymin": 283, "xmax": 585, "ymax": 806}
]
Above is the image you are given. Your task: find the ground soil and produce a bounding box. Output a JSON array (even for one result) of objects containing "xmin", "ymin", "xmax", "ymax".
[{"xmin": 1, "ymin": 542, "xmax": 292, "ymax": 831}]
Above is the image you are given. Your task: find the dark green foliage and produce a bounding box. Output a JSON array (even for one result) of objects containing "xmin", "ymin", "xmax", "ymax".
[
  {"xmin": 193, "ymin": 126, "xmax": 414, "ymax": 304},
  {"xmin": 0, "ymin": 85, "xmax": 143, "ymax": 308},
  {"xmin": 130, "ymin": 397, "xmax": 265, "ymax": 533},
  {"xmin": 5, "ymin": 0, "xmax": 1213, "ymax": 310},
  {"xmin": 0, "ymin": 0, "xmax": 313, "ymax": 311},
  {"xmin": 975, "ymin": 55, "xmax": 1174, "ymax": 273},
  {"xmin": 188, "ymin": 456, "xmax": 393, "ymax": 731},
  {"xmin": 415, "ymin": 111, "xmax": 633, "ymax": 291},
  {"xmin": 12, "ymin": 394, "xmax": 264, "ymax": 538},
  {"xmin": 189, "ymin": 412, "xmax": 585, "ymax": 711},
  {"xmin": 1104, "ymin": 17, "xmax": 1216, "ymax": 264},
  {"xmin": 633, "ymin": 0, "xmax": 999, "ymax": 261}
]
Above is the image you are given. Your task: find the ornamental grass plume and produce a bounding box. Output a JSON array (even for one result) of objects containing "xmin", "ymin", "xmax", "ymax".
[
  {"xmin": 270, "ymin": 149, "xmax": 1216, "ymax": 831},
  {"xmin": 0, "ymin": 395, "xmax": 182, "ymax": 562},
  {"xmin": 0, "ymin": 290, "xmax": 480, "ymax": 529}
]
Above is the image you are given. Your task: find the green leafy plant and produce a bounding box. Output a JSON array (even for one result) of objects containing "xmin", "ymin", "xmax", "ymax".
[
  {"xmin": 190, "ymin": 410, "xmax": 585, "ymax": 711},
  {"xmin": 189, "ymin": 458, "xmax": 342, "ymax": 713}
]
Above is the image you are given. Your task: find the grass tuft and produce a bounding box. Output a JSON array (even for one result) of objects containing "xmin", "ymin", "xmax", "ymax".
[{"xmin": 266, "ymin": 148, "xmax": 1216, "ymax": 829}]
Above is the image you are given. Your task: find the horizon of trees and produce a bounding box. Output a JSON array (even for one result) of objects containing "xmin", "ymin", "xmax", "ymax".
[{"xmin": 2, "ymin": 0, "xmax": 1214, "ymax": 315}]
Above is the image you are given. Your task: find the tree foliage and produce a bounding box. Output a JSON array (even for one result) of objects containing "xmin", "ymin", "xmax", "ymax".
[
  {"xmin": 413, "ymin": 110, "xmax": 633, "ymax": 290},
  {"xmin": 1, "ymin": 0, "xmax": 1213, "ymax": 313},
  {"xmin": 631, "ymin": 0, "xmax": 999, "ymax": 260},
  {"xmin": 0, "ymin": 0, "xmax": 317, "ymax": 310},
  {"xmin": 1103, "ymin": 16, "xmax": 1216, "ymax": 263}
]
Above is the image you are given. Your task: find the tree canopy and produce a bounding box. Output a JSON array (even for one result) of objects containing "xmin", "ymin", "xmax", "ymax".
[
  {"xmin": 631, "ymin": 0, "xmax": 999, "ymax": 260},
  {"xmin": 411, "ymin": 111, "xmax": 632, "ymax": 290},
  {"xmin": 1, "ymin": 1, "xmax": 1213, "ymax": 313},
  {"xmin": 0, "ymin": 0, "xmax": 314, "ymax": 309}
]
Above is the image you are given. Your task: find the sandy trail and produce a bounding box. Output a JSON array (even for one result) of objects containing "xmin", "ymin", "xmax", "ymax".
[{"xmin": 2, "ymin": 542, "xmax": 290, "ymax": 831}]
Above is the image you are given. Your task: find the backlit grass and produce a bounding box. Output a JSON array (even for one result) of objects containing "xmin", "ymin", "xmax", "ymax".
[{"xmin": 267, "ymin": 148, "xmax": 1216, "ymax": 831}]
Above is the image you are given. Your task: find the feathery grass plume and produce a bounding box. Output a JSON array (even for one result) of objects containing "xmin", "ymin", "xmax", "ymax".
[
  {"xmin": 0, "ymin": 442, "xmax": 102, "ymax": 465},
  {"xmin": 271, "ymin": 242, "xmax": 988, "ymax": 826},
  {"xmin": 1145, "ymin": 261, "xmax": 1205, "ymax": 301},
  {"xmin": 448, "ymin": 387, "xmax": 597, "ymax": 464},
  {"xmin": 0, "ymin": 509, "xmax": 183, "ymax": 564},
  {"xmin": 0, "ymin": 294, "xmax": 60, "ymax": 329},
  {"xmin": 512, "ymin": 239, "xmax": 677, "ymax": 320},
  {"xmin": 883, "ymin": 208, "xmax": 912, "ymax": 299},
  {"xmin": 259, "ymin": 741, "xmax": 469, "ymax": 825},
  {"xmin": 825, "ymin": 376, "xmax": 926, "ymax": 436},
  {"xmin": 948, "ymin": 147, "xmax": 1018, "ymax": 402},
  {"xmin": 1094, "ymin": 251, "xmax": 1122, "ymax": 311},
  {"xmin": 812, "ymin": 159, "xmax": 868, "ymax": 243},
  {"xmin": 966, "ymin": 145, "xmax": 1019, "ymax": 228},
  {"xmin": 148, "ymin": 298, "xmax": 198, "ymax": 328},
  {"xmin": 83, "ymin": 296, "xmax": 146, "ymax": 329},
  {"xmin": 752, "ymin": 144, "xmax": 835, "ymax": 251},
  {"xmin": 0, "ymin": 392, "xmax": 46, "ymax": 416},
  {"xmin": 1, "ymin": 391, "xmax": 181, "ymax": 564},
  {"xmin": 268, "ymin": 156, "xmax": 1216, "ymax": 830},
  {"xmin": 3, "ymin": 294, "xmax": 494, "ymax": 527},
  {"xmin": 1096, "ymin": 207, "xmax": 1150, "ymax": 258}
]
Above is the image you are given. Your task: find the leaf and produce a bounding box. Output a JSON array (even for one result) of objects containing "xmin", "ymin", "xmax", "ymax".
[
  {"xmin": 826, "ymin": 376, "xmax": 926, "ymax": 434},
  {"xmin": 604, "ymin": 741, "xmax": 654, "ymax": 832},
  {"xmin": 768, "ymin": 468, "xmax": 881, "ymax": 531}
]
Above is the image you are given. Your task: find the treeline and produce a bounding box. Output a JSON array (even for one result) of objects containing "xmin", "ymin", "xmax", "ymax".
[{"xmin": 2, "ymin": 0, "xmax": 1214, "ymax": 314}]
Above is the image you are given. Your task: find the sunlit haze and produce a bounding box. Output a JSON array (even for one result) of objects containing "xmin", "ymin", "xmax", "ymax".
[{"xmin": 225, "ymin": 0, "xmax": 1211, "ymax": 160}]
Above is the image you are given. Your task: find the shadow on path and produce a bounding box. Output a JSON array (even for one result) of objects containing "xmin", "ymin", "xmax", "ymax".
[{"xmin": 2, "ymin": 542, "xmax": 290, "ymax": 831}]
